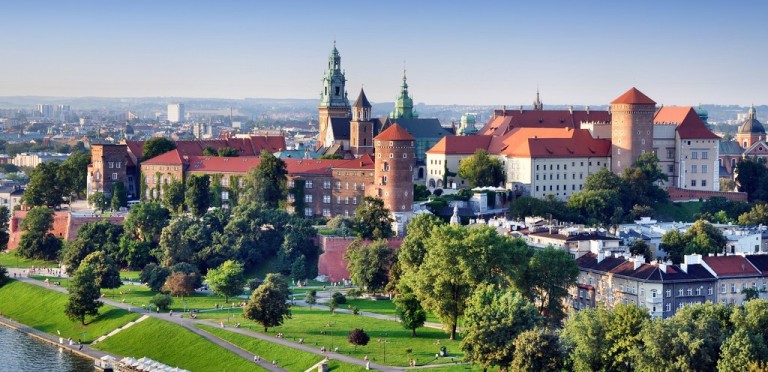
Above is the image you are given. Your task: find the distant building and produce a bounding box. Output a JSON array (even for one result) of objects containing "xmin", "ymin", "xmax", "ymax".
[
  {"xmin": 12, "ymin": 152, "xmax": 70, "ymax": 168},
  {"xmin": 87, "ymin": 144, "xmax": 129, "ymax": 199},
  {"xmin": 0, "ymin": 183, "xmax": 24, "ymax": 212},
  {"xmin": 168, "ymin": 103, "xmax": 185, "ymax": 123},
  {"xmin": 719, "ymin": 105, "xmax": 767, "ymax": 178},
  {"xmin": 35, "ymin": 104, "xmax": 53, "ymax": 118}
]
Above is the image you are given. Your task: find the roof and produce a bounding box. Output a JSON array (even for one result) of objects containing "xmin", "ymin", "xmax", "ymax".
[
  {"xmin": 577, "ymin": 252, "xmax": 715, "ymax": 282},
  {"xmin": 185, "ymin": 153, "xmax": 375, "ymax": 176},
  {"xmin": 493, "ymin": 128, "xmax": 611, "ymax": 158},
  {"xmin": 141, "ymin": 149, "xmax": 184, "ymax": 165},
  {"xmin": 126, "ymin": 136, "xmax": 287, "ymax": 161},
  {"xmin": 738, "ymin": 107, "xmax": 765, "ymax": 135},
  {"xmin": 426, "ymin": 135, "xmax": 493, "ymax": 155},
  {"xmin": 329, "ymin": 117, "xmax": 351, "ymax": 140},
  {"xmin": 529, "ymin": 232, "xmax": 622, "ymax": 242},
  {"xmin": 611, "ymin": 87, "xmax": 656, "ymax": 105},
  {"xmin": 702, "ymin": 255, "xmax": 760, "ymax": 277},
  {"xmin": 720, "ymin": 140, "xmax": 745, "ymax": 155},
  {"xmin": 352, "ymin": 89, "xmax": 372, "ymax": 108},
  {"xmin": 745, "ymin": 255, "xmax": 768, "ymax": 275},
  {"xmin": 385, "ymin": 118, "xmax": 453, "ymax": 138},
  {"xmin": 375, "ymin": 123, "xmax": 415, "ymax": 141},
  {"xmin": 654, "ymin": 106, "xmax": 721, "ymax": 140},
  {"xmin": 480, "ymin": 109, "xmax": 610, "ymax": 136}
]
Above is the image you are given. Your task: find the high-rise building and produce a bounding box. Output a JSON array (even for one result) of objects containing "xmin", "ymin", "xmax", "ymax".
[
  {"xmin": 168, "ymin": 103, "xmax": 185, "ymax": 123},
  {"xmin": 36, "ymin": 104, "xmax": 53, "ymax": 118}
]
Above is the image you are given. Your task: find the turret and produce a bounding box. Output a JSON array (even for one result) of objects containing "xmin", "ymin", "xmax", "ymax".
[{"xmin": 368, "ymin": 124, "xmax": 415, "ymax": 235}]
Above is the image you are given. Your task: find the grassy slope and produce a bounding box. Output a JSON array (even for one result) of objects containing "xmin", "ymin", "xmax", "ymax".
[
  {"xmin": 198, "ymin": 324, "xmax": 323, "ymax": 372},
  {"xmin": 196, "ymin": 306, "xmax": 461, "ymax": 367},
  {"xmin": 0, "ymin": 280, "xmax": 140, "ymax": 342},
  {"xmin": 654, "ymin": 201, "xmax": 702, "ymax": 222},
  {"xmin": 0, "ymin": 252, "xmax": 58, "ymax": 268},
  {"xmin": 93, "ymin": 317, "xmax": 260, "ymax": 372}
]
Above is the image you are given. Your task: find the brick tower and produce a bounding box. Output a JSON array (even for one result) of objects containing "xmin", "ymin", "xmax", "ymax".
[
  {"xmin": 317, "ymin": 42, "xmax": 350, "ymax": 148},
  {"xmin": 350, "ymin": 88, "xmax": 374, "ymax": 156},
  {"xmin": 369, "ymin": 124, "xmax": 415, "ymax": 235},
  {"xmin": 610, "ymin": 87, "xmax": 656, "ymax": 174}
]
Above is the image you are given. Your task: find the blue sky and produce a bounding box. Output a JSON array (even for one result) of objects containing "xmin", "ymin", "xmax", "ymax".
[{"xmin": 0, "ymin": 1, "xmax": 765, "ymax": 105}]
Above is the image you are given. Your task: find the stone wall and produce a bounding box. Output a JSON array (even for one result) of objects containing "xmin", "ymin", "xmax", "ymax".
[
  {"xmin": 667, "ymin": 187, "xmax": 748, "ymax": 202},
  {"xmin": 317, "ymin": 236, "xmax": 403, "ymax": 282}
]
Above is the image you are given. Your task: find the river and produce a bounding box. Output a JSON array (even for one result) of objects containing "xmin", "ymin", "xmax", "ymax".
[{"xmin": 0, "ymin": 324, "xmax": 94, "ymax": 372}]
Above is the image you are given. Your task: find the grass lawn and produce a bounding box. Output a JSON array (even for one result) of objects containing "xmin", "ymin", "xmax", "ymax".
[
  {"xmin": 197, "ymin": 324, "xmax": 324, "ymax": 372},
  {"xmin": 344, "ymin": 298, "xmax": 441, "ymax": 324},
  {"xmin": 0, "ymin": 280, "xmax": 141, "ymax": 343},
  {"xmin": 327, "ymin": 359, "xmax": 369, "ymax": 372},
  {"xmin": 654, "ymin": 201, "xmax": 702, "ymax": 222},
  {"xmin": 93, "ymin": 318, "xmax": 261, "ymax": 372},
  {"xmin": 0, "ymin": 252, "xmax": 58, "ymax": 268},
  {"xmin": 101, "ymin": 282, "xmax": 242, "ymax": 313},
  {"xmin": 30, "ymin": 275, "xmax": 71, "ymax": 287},
  {"xmin": 195, "ymin": 306, "xmax": 461, "ymax": 367},
  {"xmin": 119, "ymin": 270, "xmax": 142, "ymax": 281}
]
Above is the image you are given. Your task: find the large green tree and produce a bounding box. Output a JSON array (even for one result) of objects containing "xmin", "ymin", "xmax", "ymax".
[
  {"xmin": 162, "ymin": 179, "xmax": 185, "ymax": 214},
  {"xmin": 457, "ymin": 149, "xmax": 504, "ymax": 187},
  {"xmin": 62, "ymin": 220, "xmax": 124, "ymax": 274},
  {"xmin": 738, "ymin": 203, "xmax": 768, "ymax": 226},
  {"xmin": 143, "ymin": 137, "xmax": 176, "ymax": 160},
  {"xmin": 353, "ymin": 196, "xmax": 394, "ymax": 240},
  {"xmin": 64, "ymin": 264, "xmax": 103, "ymax": 325},
  {"xmin": 243, "ymin": 273, "xmax": 292, "ymax": 332},
  {"xmin": 17, "ymin": 206, "xmax": 62, "ymax": 260},
  {"xmin": 510, "ymin": 328, "xmax": 564, "ymax": 372},
  {"xmin": 111, "ymin": 181, "xmax": 127, "ymax": 211},
  {"xmin": 397, "ymin": 213, "xmax": 443, "ymax": 274},
  {"xmin": 140, "ymin": 263, "xmax": 171, "ymax": 292},
  {"xmin": 185, "ymin": 174, "xmax": 211, "ymax": 217},
  {"xmin": 344, "ymin": 239, "xmax": 392, "ymax": 294},
  {"xmin": 735, "ymin": 157, "xmax": 768, "ymax": 202},
  {"xmin": 241, "ymin": 150, "xmax": 287, "ymax": 208},
  {"xmin": 461, "ymin": 285, "xmax": 541, "ymax": 370},
  {"xmin": 0, "ymin": 206, "xmax": 9, "ymax": 250},
  {"xmin": 23, "ymin": 162, "xmax": 65, "ymax": 207},
  {"xmin": 81, "ymin": 251, "xmax": 122, "ymax": 290},
  {"xmin": 522, "ymin": 247, "xmax": 578, "ymax": 326},
  {"xmin": 59, "ymin": 150, "xmax": 91, "ymax": 198},
  {"xmin": 123, "ymin": 201, "xmax": 170, "ymax": 244},
  {"xmin": 206, "ymin": 260, "xmax": 246, "ymax": 302}
]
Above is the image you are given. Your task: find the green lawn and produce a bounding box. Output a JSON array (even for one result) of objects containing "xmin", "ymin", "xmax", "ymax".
[
  {"xmin": 102, "ymin": 282, "xmax": 242, "ymax": 313},
  {"xmin": 654, "ymin": 201, "xmax": 702, "ymax": 222},
  {"xmin": 0, "ymin": 252, "xmax": 58, "ymax": 268},
  {"xmin": 198, "ymin": 324, "xmax": 324, "ymax": 372},
  {"xmin": 327, "ymin": 359, "xmax": 369, "ymax": 372},
  {"xmin": 0, "ymin": 280, "xmax": 141, "ymax": 343},
  {"xmin": 344, "ymin": 298, "xmax": 441, "ymax": 324},
  {"xmin": 195, "ymin": 306, "xmax": 461, "ymax": 367},
  {"xmin": 93, "ymin": 318, "xmax": 261, "ymax": 372}
]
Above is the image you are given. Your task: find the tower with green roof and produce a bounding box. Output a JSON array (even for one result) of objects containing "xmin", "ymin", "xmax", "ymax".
[
  {"xmin": 318, "ymin": 42, "xmax": 351, "ymax": 148},
  {"xmin": 389, "ymin": 69, "xmax": 418, "ymax": 119}
]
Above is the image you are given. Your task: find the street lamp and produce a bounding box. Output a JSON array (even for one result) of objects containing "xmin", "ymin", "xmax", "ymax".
[{"xmin": 383, "ymin": 333, "xmax": 387, "ymax": 363}]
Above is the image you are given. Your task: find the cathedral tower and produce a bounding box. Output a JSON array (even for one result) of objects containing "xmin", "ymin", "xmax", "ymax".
[
  {"xmin": 369, "ymin": 124, "xmax": 415, "ymax": 235},
  {"xmin": 610, "ymin": 87, "xmax": 656, "ymax": 174},
  {"xmin": 318, "ymin": 42, "xmax": 351, "ymax": 148},
  {"xmin": 350, "ymin": 88, "xmax": 374, "ymax": 156},
  {"xmin": 389, "ymin": 69, "xmax": 418, "ymax": 119},
  {"xmin": 735, "ymin": 105, "xmax": 765, "ymax": 149}
]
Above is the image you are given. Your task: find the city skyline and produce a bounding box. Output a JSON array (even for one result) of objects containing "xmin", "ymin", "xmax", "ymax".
[{"xmin": 1, "ymin": 1, "xmax": 766, "ymax": 106}]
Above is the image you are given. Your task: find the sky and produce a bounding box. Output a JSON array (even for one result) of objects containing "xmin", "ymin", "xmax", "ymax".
[{"xmin": 0, "ymin": 0, "xmax": 765, "ymax": 106}]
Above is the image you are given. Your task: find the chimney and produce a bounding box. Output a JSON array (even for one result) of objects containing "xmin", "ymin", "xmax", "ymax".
[
  {"xmin": 585, "ymin": 105, "xmax": 590, "ymax": 114},
  {"xmin": 597, "ymin": 251, "xmax": 605, "ymax": 263},
  {"xmin": 633, "ymin": 257, "xmax": 642, "ymax": 270},
  {"xmin": 658, "ymin": 262, "xmax": 668, "ymax": 273}
]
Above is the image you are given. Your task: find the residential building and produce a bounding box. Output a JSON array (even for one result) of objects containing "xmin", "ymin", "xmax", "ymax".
[
  {"xmin": 86, "ymin": 144, "xmax": 128, "ymax": 199},
  {"xmin": 168, "ymin": 103, "xmax": 185, "ymax": 123},
  {"xmin": 703, "ymin": 255, "xmax": 763, "ymax": 306}
]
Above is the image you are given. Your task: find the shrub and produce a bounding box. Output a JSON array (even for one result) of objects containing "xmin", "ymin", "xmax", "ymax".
[
  {"xmin": 348, "ymin": 328, "xmax": 370, "ymax": 350},
  {"xmin": 346, "ymin": 288, "xmax": 363, "ymax": 297},
  {"xmin": 0, "ymin": 265, "xmax": 8, "ymax": 287},
  {"xmin": 150, "ymin": 293, "xmax": 173, "ymax": 311},
  {"xmin": 331, "ymin": 291, "xmax": 347, "ymax": 305}
]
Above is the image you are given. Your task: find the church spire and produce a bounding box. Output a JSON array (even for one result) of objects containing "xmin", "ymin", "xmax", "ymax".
[
  {"xmin": 390, "ymin": 66, "xmax": 418, "ymax": 119},
  {"xmin": 533, "ymin": 88, "xmax": 543, "ymax": 110},
  {"xmin": 319, "ymin": 42, "xmax": 350, "ymax": 108}
]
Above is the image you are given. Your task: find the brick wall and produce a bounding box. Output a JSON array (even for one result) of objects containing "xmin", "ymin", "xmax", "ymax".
[
  {"xmin": 667, "ymin": 187, "xmax": 748, "ymax": 202},
  {"xmin": 7, "ymin": 210, "xmax": 124, "ymax": 251},
  {"xmin": 317, "ymin": 236, "xmax": 403, "ymax": 282}
]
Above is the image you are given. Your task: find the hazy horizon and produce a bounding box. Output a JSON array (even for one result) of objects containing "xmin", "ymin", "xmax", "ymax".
[{"xmin": 2, "ymin": 1, "xmax": 766, "ymax": 106}]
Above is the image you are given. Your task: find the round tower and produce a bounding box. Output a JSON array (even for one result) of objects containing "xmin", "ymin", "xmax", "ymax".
[
  {"xmin": 610, "ymin": 87, "xmax": 656, "ymax": 174},
  {"xmin": 735, "ymin": 105, "xmax": 765, "ymax": 149},
  {"xmin": 369, "ymin": 124, "xmax": 415, "ymax": 235}
]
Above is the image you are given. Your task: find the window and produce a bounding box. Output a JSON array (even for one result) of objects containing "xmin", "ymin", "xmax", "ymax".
[
  {"xmin": 222, "ymin": 177, "xmax": 230, "ymax": 187},
  {"xmin": 323, "ymin": 181, "xmax": 331, "ymax": 189},
  {"xmin": 702, "ymin": 151, "xmax": 708, "ymax": 159},
  {"xmin": 304, "ymin": 208, "xmax": 312, "ymax": 217},
  {"xmin": 345, "ymin": 197, "xmax": 349, "ymax": 205},
  {"xmin": 323, "ymin": 195, "xmax": 331, "ymax": 204},
  {"xmin": 336, "ymin": 181, "xmax": 341, "ymax": 189},
  {"xmin": 731, "ymin": 284, "xmax": 737, "ymax": 293},
  {"xmin": 702, "ymin": 165, "xmax": 707, "ymax": 173},
  {"xmin": 678, "ymin": 288, "xmax": 684, "ymax": 296},
  {"xmin": 651, "ymin": 290, "xmax": 656, "ymax": 298},
  {"xmin": 222, "ymin": 191, "xmax": 229, "ymax": 201},
  {"xmin": 389, "ymin": 153, "xmax": 394, "ymax": 158},
  {"xmin": 305, "ymin": 194, "xmax": 313, "ymax": 203},
  {"xmin": 691, "ymin": 151, "xmax": 698, "ymax": 159},
  {"xmin": 666, "ymin": 289, "xmax": 671, "ymax": 297},
  {"xmin": 708, "ymin": 287, "xmax": 713, "ymax": 295},
  {"xmin": 305, "ymin": 180, "xmax": 313, "ymax": 189},
  {"xmin": 668, "ymin": 165, "xmax": 674, "ymax": 173},
  {"xmin": 323, "ymin": 209, "xmax": 331, "ymax": 217},
  {"xmin": 667, "ymin": 149, "xmax": 674, "ymax": 159},
  {"xmin": 691, "ymin": 165, "xmax": 697, "ymax": 173},
  {"xmin": 721, "ymin": 284, "xmax": 726, "ymax": 294},
  {"xmin": 702, "ymin": 180, "xmax": 707, "ymax": 187},
  {"xmin": 687, "ymin": 288, "xmax": 693, "ymax": 296},
  {"xmin": 116, "ymin": 162, "xmax": 121, "ymax": 169},
  {"xmin": 696, "ymin": 288, "xmax": 701, "ymax": 296},
  {"xmin": 403, "ymin": 153, "xmax": 407, "ymax": 158},
  {"xmin": 112, "ymin": 173, "xmax": 118, "ymax": 180},
  {"xmin": 353, "ymin": 197, "xmax": 358, "ymax": 204},
  {"xmin": 381, "ymin": 176, "xmax": 388, "ymax": 185},
  {"xmin": 345, "ymin": 182, "xmax": 349, "ymax": 190},
  {"xmin": 666, "ymin": 303, "xmax": 671, "ymax": 312},
  {"xmin": 691, "ymin": 180, "xmax": 697, "ymax": 187},
  {"xmin": 108, "ymin": 162, "xmax": 114, "ymax": 169}
]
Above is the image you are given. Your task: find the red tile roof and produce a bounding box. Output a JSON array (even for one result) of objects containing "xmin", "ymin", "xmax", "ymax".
[
  {"xmin": 376, "ymin": 123, "xmax": 415, "ymax": 141},
  {"xmin": 141, "ymin": 149, "xmax": 184, "ymax": 165},
  {"xmin": 611, "ymin": 87, "xmax": 656, "ymax": 105},
  {"xmin": 127, "ymin": 136, "xmax": 286, "ymax": 161},
  {"xmin": 703, "ymin": 255, "xmax": 760, "ymax": 276},
  {"xmin": 184, "ymin": 154, "xmax": 375, "ymax": 176},
  {"xmin": 426, "ymin": 135, "xmax": 493, "ymax": 155},
  {"xmin": 479, "ymin": 110, "xmax": 610, "ymax": 136},
  {"xmin": 654, "ymin": 106, "xmax": 721, "ymax": 139}
]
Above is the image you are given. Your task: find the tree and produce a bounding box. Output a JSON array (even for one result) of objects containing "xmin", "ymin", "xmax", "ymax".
[
  {"xmin": 217, "ymin": 147, "xmax": 239, "ymax": 157},
  {"xmin": 735, "ymin": 157, "xmax": 768, "ymax": 202},
  {"xmin": 622, "ymin": 152, "xmax": 668, "ymax": 207},
  {"xmin": 163, "ymin": 271, "xmax": 197, "ymax": 299},
  {"xmin": 684, "ymin": 219, "xmax": 727, "ymax": 256},
  {"xmin": 394, "ymin": 293, "xmax": 427, "ymax": 336},
  {"xmin": 81, "ymin": 251, "xmax": 122, "ymax": 290},
  {"xmin": 348, "ymin": 328, "xmax": 370, "ymax": 351},
  {"xmin": 123, "ymin": 201, "xmax": 170, "ymax": 244},
  {"xmin": 413, "ymin": 184, "xmax": 430, "ymax": 201},
  {"xmin": 203, "ymin": 146, "xmax": 217, "ymax": 156},
  {"xmin": 0, "ymin": 206, "xmax": 9, "ymax": 250},
  {"xmin": 241, "ymin": 150, "xmax": 287, "ymax": 208},
  {"xmin": 0, "ymin": 265, "xmax": 8, "ymax": 287},
  {"xmin": 162, "ymin": 180, "xmax": 185, "ymax": 213},
  {"xmin": 561, "ymin": 306, "xmax": 613, "ymax": 372},
  {"xmin": 111, "ymin": 181, "xmax": 127, "ymax": 210},
  {"xmin": 718, "ymin": 329, "xmax": 766, "ymax": 372},
  {"xmin": 461, "ymin": 285, "xmax": 541, "ymax": 371},
  {"xmin": 143, "ymin": 137, "xmax": 176, "ymax": 160},
  {"xmin": 62, "ymin": 221, "xmax": 124, "ymax": 274},
  {"xmin": 398, "ymin": 214, "xmax": 443, "ymax": 274},
  {"xmin": 344, "ymin": 239, "xmax": 392, "ymax": 294},
  {"xmin": 353, "ymin": 197, "xmax": 394, "ymax": 240},
  {"xmin": 23, "ymin": 162, "xmax": 65, "ymax": 207},
  {"xmin": 150, "ymin": 293, "xmax": 173, "ymax": 311},
  {"xmin": 243, "ymin": 273, "xmax": 292, "ymax": 332},
  {"xmin": 523, "ymin": 247, "xmax": 578, "ymax": 326},
  {"xmin": 567, "ymin": 189, "xmax": 622, "ymax": 224},
  {"xmin": 185, "ymin": 174, "xmax": 211, "ymax": 217},
  {"xmin": 140, "ymin": 263, "xmax": 171, "ymax": 292},
  {"xmin": 159, "ymin": 217, "xmax": 199, "ymax": 267},
  {"xmin": 661, "ymin": 229, "xmax": 687, "ymax": 264},
  {"xmin": 457, "ymin": 149, "xmax": 504, "ymax": 187},
  {"xmin": 64, "ymin": 264, "xmax": 103, "ymax": 325},
  {"xmin": 628, "ymin": 239, "xmax": 652, "ymax": 262},
  {"xmin": 88, "ymin": 192, "xmax": 108, "ymax": 213},
  {"xmin": 305, "ymin": 290, "xmax": 317, "ymax": 309},
  {"xmin": 510, "ymin": 328, "xmax": 564, "ymax": 372},
  {"xmin": 17, "ymin": 206, "xmax": 62, "ymax": 260},
  {"xmin": 59, "ymin": 150, "xmax": 90, "ymax": 198},
  {"xmin": 206, "ymin": 260, "xmax": 246, "ymax": 302},
  {"xmin": 739, "ymin": 203, "xmax": 768, "ymax": 226}
]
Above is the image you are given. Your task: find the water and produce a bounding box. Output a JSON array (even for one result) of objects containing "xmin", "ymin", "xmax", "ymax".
[{"xmin": 0, "ymin": 325, "xmax": 94, "ymax": 372}]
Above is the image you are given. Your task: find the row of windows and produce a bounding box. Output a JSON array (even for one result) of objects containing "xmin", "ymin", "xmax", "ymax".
[
  {"xmin": 535, "ymin": 161, "xmax": 603, "ymax": 171},
  {"xmin": 690, "ymin": 151, "xmax": 709, "ymax": 160},
  {"xmin": 377, "ymin": 153, "xmax": 410, "ymax": 159},
  {"xmin": 107, "ymin": 161, "xmax": 122, "ymax": 169},
  {"xmin": 429, "ymin": 159, "xmax": 444, "ymax": 165},
  {"xmin": 536, "ymin": 173, "xmax": 584, "ymax": 181},
  {"xmin": 145, "ymin": 166, "xmax": 179, "ymax": 171},
  {"xmin": 536, "ymin": 184, "xmax": 583, "ymax": 192},
  {"xmin": 690, "ymin": 165, "xmax": 709, "ymax": 173},
  {"xmin": 690, "ymin": 180, "xmax": 708, "ymax": 187},
  {"xmin": 307, "ymin": 208, "xmax": 354, "ymax": 218}
]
